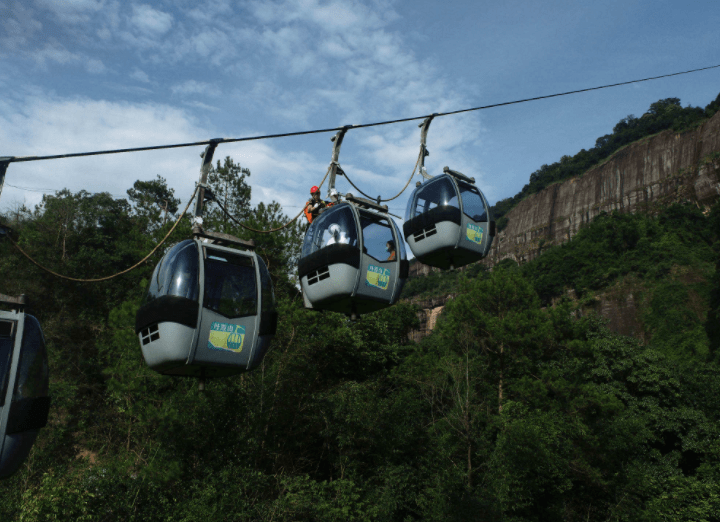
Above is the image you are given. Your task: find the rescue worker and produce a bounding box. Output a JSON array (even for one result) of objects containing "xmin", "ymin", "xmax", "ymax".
[
  {"xmin": 386, "ymin": 240, "xmax": 396, "ymax": 261},
  {"xmin": 304, "ymin": 186, "xmax": 328, "ymax": 224}
]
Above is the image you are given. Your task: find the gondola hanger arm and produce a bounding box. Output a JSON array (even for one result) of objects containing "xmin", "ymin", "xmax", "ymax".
[
  {"xmin": 418, "ymin": 114, "xmax": 437, "ymax": 180},
  {"xmin": 193, "ymin": 138, "xmax": 223, "ymax": 234},
  {"xmin": 327, "ymin": 125, "xmax": 354, "ymax": 200}
]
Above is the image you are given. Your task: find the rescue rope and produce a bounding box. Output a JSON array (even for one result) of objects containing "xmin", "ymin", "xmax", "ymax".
[
  {"xmin": 340, "ymin": 149, "xmax": 422, "ymax": 203},
  {"xmin": 213, "ymin": 164, "xmax": 333, "ymax": 233},
  {"xmin": 4, "ymin": 185, "xmax": 199, "ymax": 282}
]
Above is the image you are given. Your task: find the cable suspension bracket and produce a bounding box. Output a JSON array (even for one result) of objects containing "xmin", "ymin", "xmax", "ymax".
[
  {"xmin": 327, "ymin": 125, "xmax": 353, "ymax": 202},
  {"xmin": 193, "ymin": 138, "xmax": 223, "ymax": 237},
  {"xmin": 418, "ymin": 114, "xmax": 437, "ymax": 180}
]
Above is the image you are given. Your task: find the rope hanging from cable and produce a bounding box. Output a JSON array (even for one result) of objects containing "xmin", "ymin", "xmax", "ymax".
[
  {"xmin": 3, "ymin": 185, "xmax": 199, "ymax": 283},
  {"xmin": 340, "ymin": 149, "xmax": 423, "ymax": 203}
]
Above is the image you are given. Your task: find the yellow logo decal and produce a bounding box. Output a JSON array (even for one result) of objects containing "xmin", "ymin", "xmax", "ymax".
[
  {"xmin": 466, "ymin": 223, "xmax": 484, "ymax": 245},
  {"xmin": 208, "ymin": 322, "xmax": 245, "ymax": 353},
  {"xmin": 365, "ymin": 264, "xmax": 390, "ymax": 290}
]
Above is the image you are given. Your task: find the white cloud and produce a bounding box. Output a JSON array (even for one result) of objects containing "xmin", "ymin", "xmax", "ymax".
[
  {"xmin": 0, "ymin": 95, "xmax": 207, "ymax": 212},
  {"xmin": 36, "ymin": 0, "xmax": 104, "ymax": 24},
  {"xmin": 130, "ymin": 67, "xmax": 150, "ymax": 83},
  {"xmin": 31, "ymin": 44, "xmax": 81, "ymax": 67},
  {"xmin": 187, "ymin": 0, "xmax": 233, "ymax": 24},
  {"xmin": 130, "ymin": 4, "xmax": 173, "ymax": 35},
  {"xmin": 0, "ymin": 92, "xmax": 333, "ymax": 218},
  {"xmin": 171, "ymin": 80, "xmax": 222, "ymax": 97},
  {"xmin": 85, "ymin": 58, "xmax": 107, "ymax": 74},
  {"xmin": 0, "ymin": 2, "xmax": 43, "ymax": 53}
]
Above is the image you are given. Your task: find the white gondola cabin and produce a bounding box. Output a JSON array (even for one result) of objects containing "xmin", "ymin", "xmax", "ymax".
[
  {"xmin": 299, "ymin": 196, "xmax": 408, "ymax": 319},
  {"xmin": 135, "ymin": 236, "xmax": 277, "ymax": 378},
  {"xmin": 403, "ymin": 167, "xmax": 496, "ymax": 270}
]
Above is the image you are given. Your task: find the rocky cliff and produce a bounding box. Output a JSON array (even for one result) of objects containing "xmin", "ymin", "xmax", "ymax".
[
  {"xmin": 406, "ymin": 111, "xmax": 720, "ymax": 337},
  {"xmin": 488, "ymin": 112, "xmax": 720, "ymax": 265}
]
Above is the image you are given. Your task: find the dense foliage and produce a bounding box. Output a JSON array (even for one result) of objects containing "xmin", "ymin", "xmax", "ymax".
[
  {"xmin": 490, "ymin": 92, "xmax": 720, "ymax": 231},
  {"xmin": 1, "ymin": 147, "xmax": 719, "ymax": 520}
]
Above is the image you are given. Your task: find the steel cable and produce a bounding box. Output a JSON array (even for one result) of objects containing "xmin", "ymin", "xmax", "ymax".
[
  {"xmin": 3, "ymin": 185, "xmax": 199, "ymax": 282},
  {"xmin": 6, "ymin": 64, "xmax": 719, "ymax": 164}
]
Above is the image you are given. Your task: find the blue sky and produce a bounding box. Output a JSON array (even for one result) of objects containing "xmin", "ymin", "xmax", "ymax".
[{"xmin": 1, "ymin": 0, "xmax": 719, "ymax": 219}]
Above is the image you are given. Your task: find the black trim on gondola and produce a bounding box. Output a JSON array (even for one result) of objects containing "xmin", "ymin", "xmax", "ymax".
[
  {"xmin": 490, "ymin": 220, "xmax": 496, "ymax": 237},
  {"xmin": 5, "ymin": 396, "xmax": 51, "ymax": 434},
  {"xmin": 298, "ymin": 244, "xmax": 362, "ymax": 279},
  {"xmin": 399, "ymin": 259, "xmax": 409, "ymax": 279},
  {"xmin": 259, "ymin": 311, "xmax": 278, "ymax": 336},
  {"xmin": 403, "ymin": 206, "xmax": 462, "ymax": 239},
  {"xmin": 135, "ymin": 295, "xmax": 199, "ymax": 334}
]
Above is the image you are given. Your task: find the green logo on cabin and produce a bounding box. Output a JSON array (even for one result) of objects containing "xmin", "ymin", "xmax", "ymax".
[
  {"xmin": 365, "ymin": 264, "xmax": 390, "ymax": 290},
  {"xmin": 208, "ymin": 322, "xmax": 245, "ymax": 353},
  {"xmin": 466, "ymin": 223, "xmax": 484, "ymax": 245}
]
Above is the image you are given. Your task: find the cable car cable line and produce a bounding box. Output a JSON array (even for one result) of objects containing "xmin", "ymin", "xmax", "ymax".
[
  {"xmin": 2, "ymin": 185, "xmax": 199, "ymax": 283},
  {"xmin": 2, "ymin": 63, "xmax": 718, "ymax": 165}
]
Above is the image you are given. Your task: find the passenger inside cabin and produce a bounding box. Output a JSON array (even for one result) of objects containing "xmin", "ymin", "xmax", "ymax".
[{"xmin": 386, "ymin": 240, "xmax": 396, "ymax": 261}]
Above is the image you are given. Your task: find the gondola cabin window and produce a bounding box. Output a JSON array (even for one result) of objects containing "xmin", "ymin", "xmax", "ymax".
[
  {"xmin": 203, "ymin": 251, "xmax": 257, "ymax": 319},
  {"xmin": 458, "ymin": 182, "xmax": 488, "ymax": 221},
  {"xmin": 406, "ymin": 177, "xmax": 458, "ymax": 220},
  {"xmin": 0, "ymin": 321, "xmax": 14, "ymax": 407},
  {"xmin": 302, "ymin": 206, "xmax": 358, "ymax": 256},
  {"xmin": 258, "ymin": 256, "xmax": 275, "ymax": 313},
  {"xmin": 13, "ymin": 316, "xmax": 48, "ymax": 403},
  {"xmin": 359, "ymin": 212, "xmax": 395, "ymax": 262},
  {"xmin": 144, "ymin": 240, "xmax": 199, "ymax": 304}
]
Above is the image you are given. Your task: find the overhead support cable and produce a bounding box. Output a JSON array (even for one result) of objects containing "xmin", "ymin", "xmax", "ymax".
[{"xmin": 4, "ymin": 64, "xmax": 719, "ymax": 165}]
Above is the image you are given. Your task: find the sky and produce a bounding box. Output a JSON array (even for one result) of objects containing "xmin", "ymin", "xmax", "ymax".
[{"xmin": 1, "ymin": 0, "xmax": 719, "ymax": 223}]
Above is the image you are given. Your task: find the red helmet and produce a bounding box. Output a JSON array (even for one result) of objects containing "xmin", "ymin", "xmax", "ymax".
[{"xmin": 310, "ymin": 186, "xmax": 320, "ymax": 194}]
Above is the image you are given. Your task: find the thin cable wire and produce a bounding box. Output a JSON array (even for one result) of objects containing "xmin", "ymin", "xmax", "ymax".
[
  {"xmin": 7, "ymin": 64, "xmax": 720, "ymax": 164},
  {"xmin": 4, "ymin": 185, "xmax": 198, "ymax": 282},
  {"xmin": 211, "ymin": 164, "xmax": 332, "ymax": 233}
]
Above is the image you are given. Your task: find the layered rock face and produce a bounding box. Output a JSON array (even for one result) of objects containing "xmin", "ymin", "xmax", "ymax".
[
  {"xmin": 488, "ymin": 112, "xmax": 720, "ymax": 265},
  {"xmin": 406, "ymin": 112, "xmax": 720, "ymax": 338}
]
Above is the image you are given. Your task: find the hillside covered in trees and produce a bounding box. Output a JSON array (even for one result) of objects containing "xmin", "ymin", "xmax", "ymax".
[{"xmin": 1, "ymin": 125, "xmax": 720, "ymax": 519}]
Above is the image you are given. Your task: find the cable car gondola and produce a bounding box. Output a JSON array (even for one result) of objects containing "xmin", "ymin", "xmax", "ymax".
[
  {"xmin": 298, "ymin": 127, "xmax": 408, "ymax": 318},
  {"xmin": 0, "ymin": 295, "xmax": 50, "ymax": 479},
  {"xmin": 135, "ymin": 142, "xmax": 277, "ymax": 381},
  {"xmin": 402, "ymin": 116, "xmax": 496, "ymax": 270},
  {"xmin": 403, "ymin": 167, "xmax": 495, "ymax": 270},
  {"xmin": 299, "ymin": 196, "xmax": 408, "ymax": 318},
  {"xmin": 135, "ymin": 234, "xmax": 277, "ymax": 378}
]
